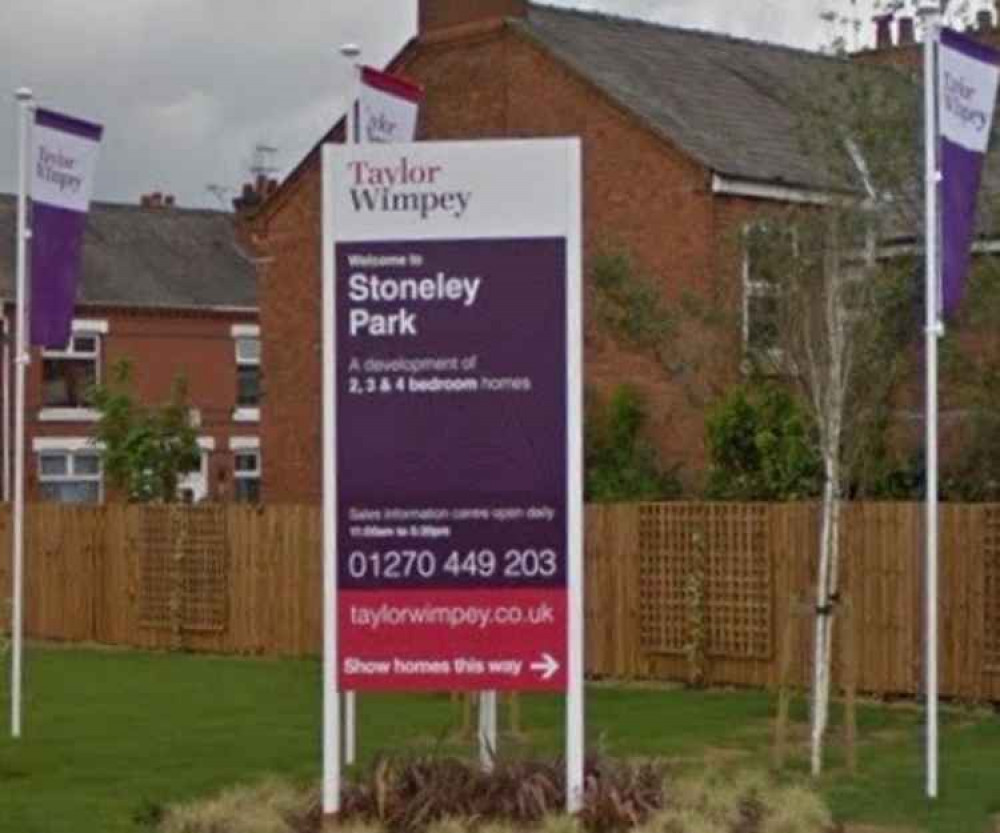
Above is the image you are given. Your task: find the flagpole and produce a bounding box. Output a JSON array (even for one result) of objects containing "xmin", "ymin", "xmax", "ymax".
[
  {"xmin": 920, "ymin": 5, "xmax": 941, "ymax": 801},
  {"xmin": 342, "ymin": 43, "xmax": 361, "ymax": 147},
  {"xmin": 11, "ymin": 86, "xmax": 33, "ymax": 740},
  {"xmin": 338, "ymin": 41, "xmax": 361, "ymax": 771},
  {"xmin": 3, "ymin": 316, "xmax": 10, "ymax": 503}
]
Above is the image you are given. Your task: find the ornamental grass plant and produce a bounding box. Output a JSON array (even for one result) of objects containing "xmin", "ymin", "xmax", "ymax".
[{"xmin": 156, "ymin": 758, "xmax": 833, "ymax": 833}]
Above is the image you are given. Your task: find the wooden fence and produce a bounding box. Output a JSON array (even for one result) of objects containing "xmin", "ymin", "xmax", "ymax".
[{"xmin": 1, "ymin": 502, "xmax": 999, "ymax": 701}]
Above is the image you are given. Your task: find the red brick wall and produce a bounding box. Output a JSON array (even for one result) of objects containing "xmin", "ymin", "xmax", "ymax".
[
  {"xmin": 419, "ymin": 0, "xmax": 526, "ymax": 37},
  {"xmin": 501, "ymin": 32, "xmax": 731, "ymax": 485},
  {"xmin": 255, "ymin": 172, "xmax": 324, "ymax": 504},
  {"xmin": 254, "ymin": 24, "xmax": 757, "ymax": 502},
  {"xmin": 6, "ymin": 305, "xmax": 259, "ymax": 502}
]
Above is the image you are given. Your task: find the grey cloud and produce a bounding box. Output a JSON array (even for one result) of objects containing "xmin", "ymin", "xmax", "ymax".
[{"xmin": 1, "ymin": 0, "xmax": 831, "ymax": 209}]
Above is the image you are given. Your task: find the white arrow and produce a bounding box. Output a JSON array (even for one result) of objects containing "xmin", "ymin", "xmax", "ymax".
[{"xmin": 530, "ymin": 653, "xmax": 560, "ymax": 681}]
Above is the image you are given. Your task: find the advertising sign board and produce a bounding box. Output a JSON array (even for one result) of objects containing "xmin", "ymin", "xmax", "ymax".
[{"xmin": 322, "ymin": 138, "xmax": 582, "ymax": 811}]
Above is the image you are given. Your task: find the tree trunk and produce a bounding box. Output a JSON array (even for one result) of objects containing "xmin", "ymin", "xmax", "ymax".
[
  {"xmin": 820, "ymin": 493, "xmax": 842, "ymax": 735},
  {"xmin": 811, "ymin": 425, "xmax": 841, "ymax": 776},
  {"xmin": 810, "ymin": 469, "xmax": 835, "ymax": 777}
]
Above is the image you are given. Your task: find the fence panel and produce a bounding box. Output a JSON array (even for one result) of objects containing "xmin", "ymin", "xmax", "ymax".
[
  {"xmin": 584, "ymin": 503, "xmax": 643, "ymax": 679},
  {"xmin": 0, "ymin": 501, "xmax": 998, "ymax": 701}
]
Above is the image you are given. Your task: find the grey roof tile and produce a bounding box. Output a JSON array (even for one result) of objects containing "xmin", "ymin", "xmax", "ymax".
[
  {"xmin": 0, "ymin": 195, "xmax": 257, "ymax": 310},
  {"xmin": 517, "ymin": 4, "xmax": 859, "ymax": 190}
]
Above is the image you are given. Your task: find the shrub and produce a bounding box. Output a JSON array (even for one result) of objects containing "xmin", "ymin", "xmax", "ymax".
[
  {"xmin": 340, "ymin": 756, "xmax": 666, "ymax": 833},
  {"xmin": 591, "ymin": 250, "xmax": 676, "ymax": 360},
  {"xmin": 704, "ymin": 383, "xmax": 821, "ymax": 501},
  {"xmin": 586, "ymin": 386, "xmax": 682, "ymax": 502}
]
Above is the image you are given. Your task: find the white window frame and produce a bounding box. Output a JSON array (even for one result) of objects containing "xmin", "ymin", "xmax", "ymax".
[
  {"xmin": 33, "ymin": 437, "xmax": 104, "ymax": 503},
  {"xmin": 39, "ymin": 320, "xmax": 108, "ymax": 422},
  {"xmin": 230, "ymin": 438, "xmax": 261, "ymax": 503},
  {"xmin": 232, "ymin": 324, "xmax": 260, "ymax": 422}
]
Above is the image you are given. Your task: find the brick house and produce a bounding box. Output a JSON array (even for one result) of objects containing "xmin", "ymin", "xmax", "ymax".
[
  {"xmin": 0, "ymin": 194, "xmax": 262, "ymax": 503},
  {"xmin": 249, "ymin": 0, "xmax": 990, "ymax": 502}
]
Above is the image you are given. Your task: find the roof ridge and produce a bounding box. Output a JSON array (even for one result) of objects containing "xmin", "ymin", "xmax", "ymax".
[
  {"xmin": 92, "ymin": 199, "xmax": 232, "ymax": 217},
  {"xmin": 525, "ymin": 1, "xmax": 843, "ymax": 63},
  {"xmin": 0, "ymin": 192, "xmax": 233, "ymax": 217}
]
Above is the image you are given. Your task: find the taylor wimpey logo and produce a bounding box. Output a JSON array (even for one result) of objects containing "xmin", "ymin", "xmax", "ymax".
[
  {"xmin": 36, "ymin": 144, "xmax": 84, "ymax": 195},
  {"xmin": 347, "ymin": 158, "xmax": 471, "ymax": 219},
  {"xmin": 943, "ymin": 71, "xmax": 990, "ymax": 133},
  {"xmin": 365, "ymin": 112, "xmax": 399, "ymax": 143}
]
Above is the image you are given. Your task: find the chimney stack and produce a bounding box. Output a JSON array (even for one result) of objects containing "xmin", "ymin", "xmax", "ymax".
[
  {"xmin": 874, "ymin": 14, "xmax": 894, "ymax": 49},
  {"xmin": 232, "ymin": 177, "xmax": 279, "ymax": 213},
  {"xmin": 978, "ymin": 9, "xmax": 993, "ymax": 31},
  {"xmin": 898, "ymin": 15, "xmax": 915, "ymax": 46},
  {"xmin": 139, "ymin": 191, "xmax": 176, "ymax": 208},
  {"xmin": 419, "ymin": 0, "xmax": 526, "ymax": 39}
]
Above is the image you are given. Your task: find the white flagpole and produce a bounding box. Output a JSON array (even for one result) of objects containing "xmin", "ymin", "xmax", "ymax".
[
  {"xmin": 920, "ymin": 4, "xmax": 941, "ymax": 801},
  {"xmin": 566, "ymin": 138, "xmax": 585, "ymax": 814},
  {"xmin": 321, "ymin": 142, "xmax": 340, "ymax": 815},
  {"xmin": 338, "ymin": 41, "xmax": 361, "ymax": 772},
  {"xmin": 342, "ymin": 43, "xmax": 361, "ymax": 148},
  {"xmin": 3, "ymin": 316, "xmax": 10, "ymax": 503},
  {"xmin": 479, "ymin": 690, "xmax": 497, "ymax": 772},
  {"xmin": 11, "ymin": 86, "xmax": 34, "ymax": 739}
]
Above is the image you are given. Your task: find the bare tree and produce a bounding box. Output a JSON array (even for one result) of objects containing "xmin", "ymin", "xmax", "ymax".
[
  {"xmin": 749, "ymin": 202, "xmax": 915, "ymax": 773},
  {"xmin": 744, "ymin": 55, "xmax": 927, "ymax": 773}
]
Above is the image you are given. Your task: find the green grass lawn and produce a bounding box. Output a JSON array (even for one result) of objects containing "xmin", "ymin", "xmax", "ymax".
[{"xmin": 0, "ymin": 645, "xmax": 997, "ymax": 833}]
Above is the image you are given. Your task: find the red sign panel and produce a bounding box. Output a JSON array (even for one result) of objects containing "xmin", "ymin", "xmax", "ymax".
[{"xmin": 340, "ymin": 589, "xmax": 565, "ymax": 690}]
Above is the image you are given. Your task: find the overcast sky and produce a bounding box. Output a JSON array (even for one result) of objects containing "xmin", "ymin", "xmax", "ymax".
[{"xmin": 0, "ymin": 1, "xmax": 908, "ymax": 209}]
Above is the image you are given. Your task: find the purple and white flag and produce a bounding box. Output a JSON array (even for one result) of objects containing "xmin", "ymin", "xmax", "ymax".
[
  {"xmin": 938, "ymin": 28, "xmax": 1000, "ymax": 316},
  {"xmin": 29, "ymin": 108, "xmax": 103, "ymax": 348},
  {"xmin": 358, "ymin": 67, "xmax": 423, "ymax": 144}
]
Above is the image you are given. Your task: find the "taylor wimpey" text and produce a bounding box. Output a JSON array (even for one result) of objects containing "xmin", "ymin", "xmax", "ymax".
[
  {"xmin": 347, "ymin": 158, "xmax": 471, "ymax": 220},
  {"xmin": 36, "ymin": 145, "xmax": 85, "ymax": 195}
]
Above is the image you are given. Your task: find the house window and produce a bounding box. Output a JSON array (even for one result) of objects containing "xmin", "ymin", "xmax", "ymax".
[
  {"xmin": 42, "ymin": 332, "xmax": 100, "ymax": 409},
  {"xmin": 233, "ymin": 450, "xmax": 261, "ymax": 503},
  {"xmin": 236, "ymin": 337, "xmax": 260, "ymax": 407},
  {"xmin": 37, "ymin": 448, "xmax": 102, "ymax": 504},
  {"xmin": 232, "ymin": 324, "xmax": 260, "ymax": 422},
  {"xmin": 177, "ymin": 438, "xmax": 215, "ymax": 504},
  {"xmin": 743, "ymin": 224, "xmax": 795, "ymax": 363},
  {"xmin": 746, "ymin": 293, "xmax": 780, "ymax": 353}
]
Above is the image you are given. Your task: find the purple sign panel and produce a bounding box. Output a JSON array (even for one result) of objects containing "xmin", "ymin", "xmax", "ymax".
[{"xmin": 335, "ymin": 237, "xmax": 569, "ymax": 690}]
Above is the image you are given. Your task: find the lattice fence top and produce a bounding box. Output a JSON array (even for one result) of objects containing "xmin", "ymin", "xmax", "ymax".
[
  {"xmin": 138, "ymin": 506, "xmax": 228, "ymax": 634},
  {"xmin": 985, "ymin": 507, "xmax": 1000, "ymax": 671},
  {"xmin": 638, "ymin": 503, "xmax": 773, "ymax": 660}
]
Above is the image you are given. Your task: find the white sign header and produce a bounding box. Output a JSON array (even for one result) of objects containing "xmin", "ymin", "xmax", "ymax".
[
  {"xmin": 32, "ymin": 123, "xmax": 102, "ymax": 213},
  {"xmin": 327, "ymin": 139, "xmax": 576, "ymax": 242},
  {"xmin": 939, "ymin": 38, "xmax": 1000, "ymax": 154}
]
